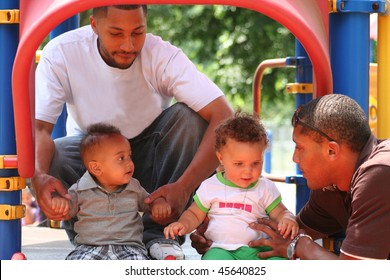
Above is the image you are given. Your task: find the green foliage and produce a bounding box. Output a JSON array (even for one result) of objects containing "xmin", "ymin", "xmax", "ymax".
[{"xmin": 147, "ymin": 5, "xmax": 296, "ymax": 122}]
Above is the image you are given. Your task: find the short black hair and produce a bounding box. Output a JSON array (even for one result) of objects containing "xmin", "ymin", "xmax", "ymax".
[
  {"xmin": 80, "ymin": 123, "xmax": 122, "ymax": 163},
  {"xmin": 93, "ymin": 5, "xmax": 147, "ymax": 17},
  {"xmin": 294, "ymin": 94, "xmax": 371, "ymax": 152}
]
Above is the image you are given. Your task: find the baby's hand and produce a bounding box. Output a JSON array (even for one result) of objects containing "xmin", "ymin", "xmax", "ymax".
[
  {"xmin": 164, "ymin": 222, "xmax": 186, "ymax": 240},
  {"xmin": 278, "ymin": 216, "xmax": 299, "ymax": 239},
  {"xmin": 51, "ymin": 196, "xmax": 70, "ymax": 217},
  {"xmin": 151, "ymin": 198, "xmax": 172, "ymax": 221}
]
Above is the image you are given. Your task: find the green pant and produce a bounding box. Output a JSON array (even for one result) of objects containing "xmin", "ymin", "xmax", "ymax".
[{"xmin": 201, "ymin": 246, "xmax": 287, "ymax": 260}]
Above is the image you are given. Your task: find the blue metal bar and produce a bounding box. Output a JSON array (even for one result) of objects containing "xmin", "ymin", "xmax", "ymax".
[
  {"xmin": 0, "ymin": 0, "xmax": 21, "ymax": 260},
  {"xmin": 264, "ymin": 130, "xmax": 272, "ymax": 173},
  {"xmin": 49, "ymin": 16, "xmax": 80, "ymax": 139},
  {"xmin": 330, "ymin": 0, "xmax": 370, "ymax": 114},
  {"xmin": 293, "ymin": 40, "xmax": 312, "ymax": 214}
]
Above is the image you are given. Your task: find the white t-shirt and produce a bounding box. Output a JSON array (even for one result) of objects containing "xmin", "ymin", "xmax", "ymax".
[
  {"xmin": 36, "ymin": 26, "xmax": 223, "ymax": 138},
  {"xmin": 194, "ymin": 172, "xmax": 282, "ymax": 251}
]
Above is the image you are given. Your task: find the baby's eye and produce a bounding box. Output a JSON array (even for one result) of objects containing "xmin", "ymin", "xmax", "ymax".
[{"xmin": 294, "ymin": 145, "xmax": 302, "ymax": 152}]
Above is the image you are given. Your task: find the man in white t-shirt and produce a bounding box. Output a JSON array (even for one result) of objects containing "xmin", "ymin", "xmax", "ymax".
[{"xmin": 32, "ymin": 4, "xmax": 233, "ymax": 260}]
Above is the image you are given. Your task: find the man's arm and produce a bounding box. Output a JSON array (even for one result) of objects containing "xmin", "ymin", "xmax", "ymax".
[
  {"xmin": 31, "ymin": 120, "xmax": 71, "ymax": 220},
  {"xmin": 248, "ymin": 218, "xmax": 359, "ymax": 260},
  {"xmin": 177, "ymin": 96, "xmax": 233, "ymax": 194},
  {"xmin": 145, "ymin": 96, "xmax": 233, "ymax": 219}
]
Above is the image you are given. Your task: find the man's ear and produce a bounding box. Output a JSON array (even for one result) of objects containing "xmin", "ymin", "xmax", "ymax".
[
  {"xmin": 88, "ymin": 161, "xmax": 102, "ymax": 176},
  {"xmin": 90, "ymin": 16, "xmax": 97, "ymax": 34},
  {"xmin": 328, "ymin": 141, "xmax": 340, "ymax": 159}
]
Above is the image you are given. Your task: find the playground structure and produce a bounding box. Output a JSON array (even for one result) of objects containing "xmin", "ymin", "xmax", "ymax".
[{"xmin": 1, "ymin": 0, "xmax": 389, "ymax": 259}]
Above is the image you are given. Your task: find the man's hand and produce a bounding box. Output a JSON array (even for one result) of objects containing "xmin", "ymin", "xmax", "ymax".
[
  {"xmin": 145, "ymin": 181, "xmax": 191, "ymax": 224},
  {"xmin": 31, "ymin": 173, "xmax": 71, "ymax": 220},
  {"xmin": 189, "ymin": 217, "xmax": 212, "ymax": 255},
  {"xmin": 248, "ymin": 218, "xmax": 291, "ymax": 259}
]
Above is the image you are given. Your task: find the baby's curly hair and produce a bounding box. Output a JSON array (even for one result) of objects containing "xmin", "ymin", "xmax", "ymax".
[{"xmin": 215, "ymin": 110, "xmax": 269, "ymax": 151}]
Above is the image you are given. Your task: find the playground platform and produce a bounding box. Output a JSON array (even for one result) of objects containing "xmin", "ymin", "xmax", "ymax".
[
  {"xmin": 21, "ymin": 182, "xmax": 295, "ymax": 260},
  {"xmin": 21, "ymin": 226, "xmax": 201, "ymax": 260}
]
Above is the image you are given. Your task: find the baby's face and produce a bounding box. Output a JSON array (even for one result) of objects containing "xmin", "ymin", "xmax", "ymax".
[
  {"xmin": 216, "ymin": 139, "xmax": 265, "ymax": 188},
  {"xmin": 95, "ymin": 135, "xmax": 134, "ymax": 189}
]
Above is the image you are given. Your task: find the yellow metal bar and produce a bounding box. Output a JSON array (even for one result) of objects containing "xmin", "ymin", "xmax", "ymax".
[
  {"xmin": 322, "ymin": 237, "xmax": 343, "ymax": 253},
  {"xmin": 369, "ymin": 63, "xmax": 378, "ymax": 137},
  {"xmin": 36, "ymin": 50, "xmax": 42, "ymax": 63},
  {"xmin": 286, "ymin": 83, "xmax": 313, "ymax": 94},
  {"xmin": 377, "ymin": 12, "xmax": 390, "ymax": 138},
  {"xmin": 0, "ymin": 9, "xmax": 20, "ymax": 24},
  {"xmin": 50, "ymin": 220, "xmax": 61, "ymax": 228},
  {"xmin": 0, "ymin": 177, "xmax": 26, "ymax": 191},
  {"xmin": 328, "ymin": 0, "xmax": 338, "ymax": 13},
  {"xmin": 0, "ymin": 204, "xmax": 25, "ymax": 220}
]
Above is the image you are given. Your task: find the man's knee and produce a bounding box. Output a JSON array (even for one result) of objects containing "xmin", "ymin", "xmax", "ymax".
[{"xmin": 170, "ymin": 103, "xmax": 208, "ymax": 133}]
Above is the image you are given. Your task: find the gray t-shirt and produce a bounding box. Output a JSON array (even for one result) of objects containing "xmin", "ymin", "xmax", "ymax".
[{"xmin": 67, "ymin": 171, "xmax": 149, "ymax": 248}]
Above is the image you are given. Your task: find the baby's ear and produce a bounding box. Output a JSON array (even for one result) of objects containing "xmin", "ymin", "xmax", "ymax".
[
  {"xmin": 88, "ymin": 161, "xmax": 102, "ymax": 176},
  {"xmin": 216, "ymin": 151, "xmax": 223, "ymax": 164}
]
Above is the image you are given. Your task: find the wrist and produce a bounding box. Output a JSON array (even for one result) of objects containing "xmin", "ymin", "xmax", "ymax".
[{"xmin": 287, "ymin": 233, "xmax": 312, "ymax": 260}]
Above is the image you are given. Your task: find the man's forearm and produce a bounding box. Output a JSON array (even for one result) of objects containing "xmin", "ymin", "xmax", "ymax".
[
  {"xmin": 295, "ymin": 236, "xmax": 339, "ymax": 260},
  {"xmin": 34, "ymin": 133, "xmax": 55, "ymax": 176}
]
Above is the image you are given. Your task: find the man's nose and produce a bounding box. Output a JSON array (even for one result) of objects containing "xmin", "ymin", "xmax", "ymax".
[{"xmin": 120, "ymin": 36, "xmax": 134, "ymax": 51}]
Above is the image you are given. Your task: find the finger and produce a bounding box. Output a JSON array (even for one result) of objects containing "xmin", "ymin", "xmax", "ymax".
[
  {"xmin": 279, "ymin": 223, "xmax": 286, "ymax": 235},
  {"xmin": 163, "ymin": 227, "xmax": 170, "ymax": 239},
  {"xmin": 282, "ymin": 225, "xmax": 291, "ymax": 239},
  {"xmin": 249, "ymin": 222, "xmax": 279, "ymax": 239},
  {"xmin": 291, "ymin": 226, "xmax": 299, "ymax": 239},
  {"xmin": 190, "ymin": 232, "xmax": 212, "ymax": 254},
  {"xmin": 248, "ymin": 237, "xmax": 271, "ymax": 248},
  {"xmin": 62, "ymin": 208, "xmax": 69, "ymax": 216},
  {"xmin": 196, "ymin": 216, "xmax": 210, "ymax": 236},
  {"xmin": 257, "ymin": 217, "xmax": 279, "ymax": 231},
  {"xmin": 56, "ymin": 188, "xmax": 71, "ymax": 200},
  {"xmin": 144, "ymin": 187, "xmax": 167, "ymax": 204},
  {"xmin": 63, "ymin": 201, "xmax": 70, "ymax": 212},
  {"xmin": 258, "ymin": 249, "xmax": 279, "ymax": 259},
  {"xmin": 152, "ymin": 207, "xmax": 160, "ymax": 219},
  {"xmin": 170, "ymin": 228, "xmax": 178, "ymax": 240}
]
